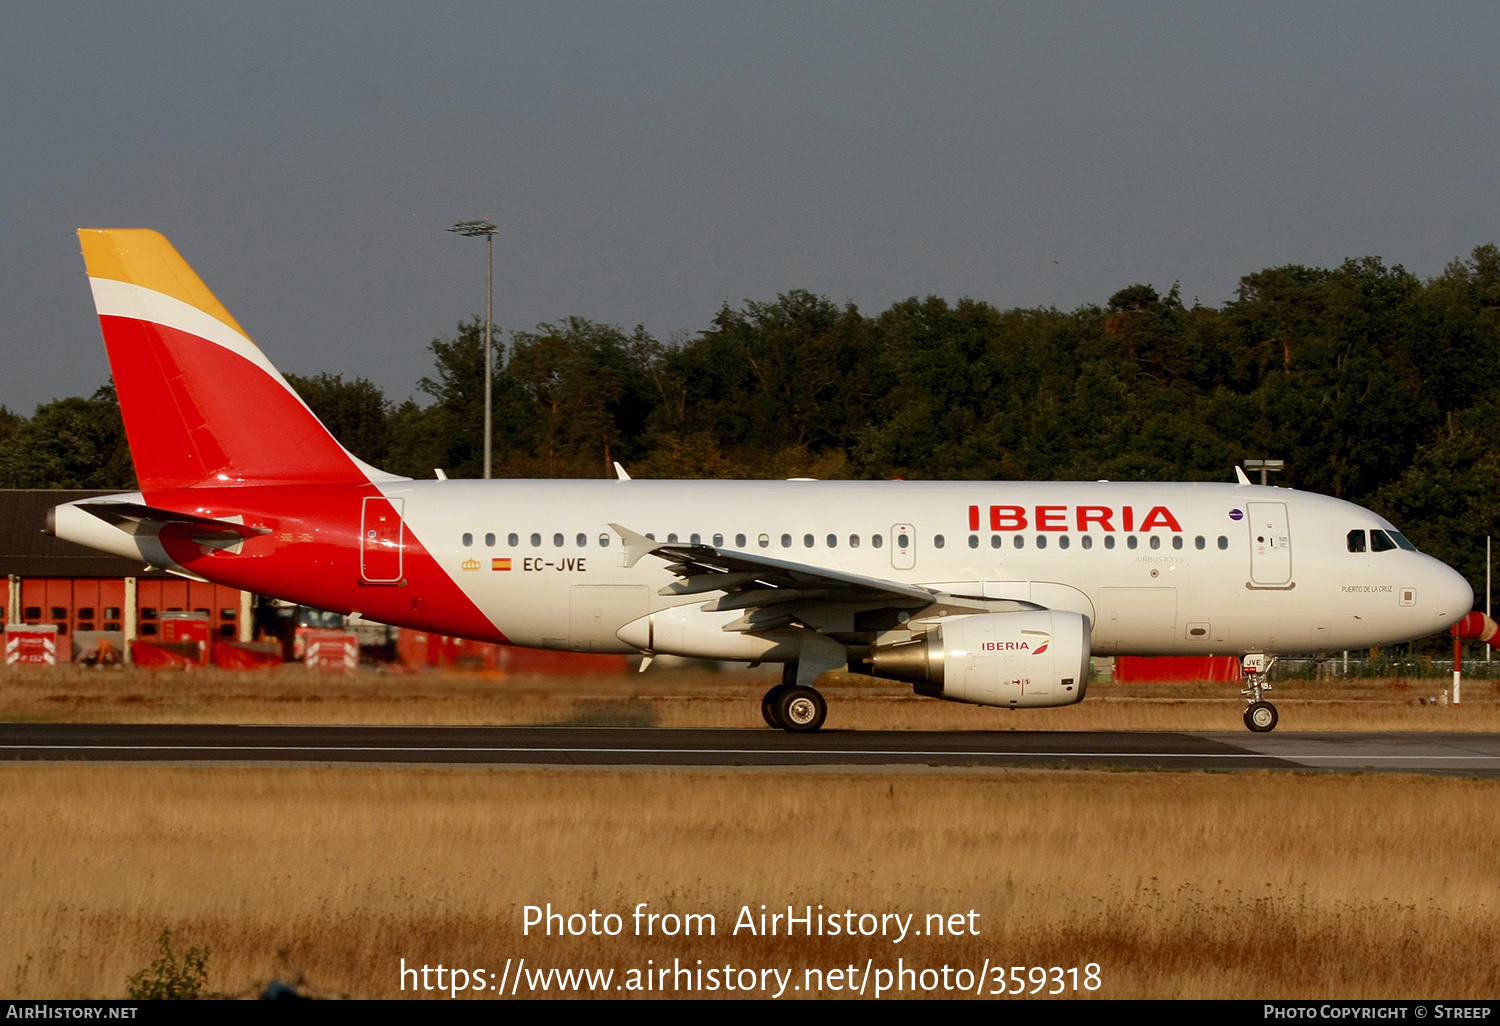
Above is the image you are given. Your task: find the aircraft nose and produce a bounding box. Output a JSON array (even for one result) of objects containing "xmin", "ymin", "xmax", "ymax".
[{"xmin": 1428, "ymin": 559, "xmax": 1474, "ymax": 627}]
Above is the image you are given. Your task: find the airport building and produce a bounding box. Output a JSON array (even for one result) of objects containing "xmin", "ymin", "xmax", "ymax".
[
  {"xmin": 0, "ymin": 489, "xmax": 627, "ymax": 673},
  {"xmin": 0, "ymin": 490, "xmax": 251, "ymax": 664}
]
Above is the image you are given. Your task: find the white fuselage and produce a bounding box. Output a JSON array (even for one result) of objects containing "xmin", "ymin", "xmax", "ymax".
[{"xmin": 378, "ymin": 478, "xmax": 1471, "ymax": 658}]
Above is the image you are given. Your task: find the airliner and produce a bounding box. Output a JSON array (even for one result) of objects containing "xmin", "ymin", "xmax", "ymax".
[{"xmin": 46, "ymin": 229, "xmax": 1475, "ymax": 733}]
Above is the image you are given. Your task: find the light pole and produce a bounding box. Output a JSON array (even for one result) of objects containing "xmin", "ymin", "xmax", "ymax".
[
  {"xmin": 448, "ymin": 219, "xmax": 499, "ymax": 479},
  {"xmin": 1242, "ymin": 459, "xmax": 1285, "ymax": 486}
]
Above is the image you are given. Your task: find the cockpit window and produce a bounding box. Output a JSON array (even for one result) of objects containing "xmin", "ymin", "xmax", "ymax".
[
  {"xmin": 1370, "ymin": 529, "xmax": 1397, "ymax": 553},
  {"xmin": 1347, "ymin": 530, "xmax": 1366, "ymax": 553},
  {"xmin": 1388, "ymin": 530, "xmax": 1417, "ymax": 551}
]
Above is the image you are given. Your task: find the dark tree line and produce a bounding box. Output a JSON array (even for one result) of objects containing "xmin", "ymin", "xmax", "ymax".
[{"xmin": 5, "ymin": 245, "xmax": 1500, "ymax": 595}]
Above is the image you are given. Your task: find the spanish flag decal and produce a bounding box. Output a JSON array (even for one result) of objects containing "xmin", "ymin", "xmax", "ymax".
[{"xmin": 493, "ymin": 558, "xmax": 512, "ymax": 571}]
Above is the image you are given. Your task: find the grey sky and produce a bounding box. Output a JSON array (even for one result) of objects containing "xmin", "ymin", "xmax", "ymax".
[{"xmin": 3, "ymin": 3, "xmax": 1498, "ymax": 413}]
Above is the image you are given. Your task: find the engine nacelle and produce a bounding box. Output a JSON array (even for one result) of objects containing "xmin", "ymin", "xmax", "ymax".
[{"xmin": 867, "ymin": 610, "xmax": 1091, "ymax": 708}]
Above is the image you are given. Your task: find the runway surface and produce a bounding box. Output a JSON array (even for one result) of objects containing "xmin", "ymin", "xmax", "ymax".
[{"xmin": 3, "ymin": 724, "xmax": 1500, "ymax": 776}]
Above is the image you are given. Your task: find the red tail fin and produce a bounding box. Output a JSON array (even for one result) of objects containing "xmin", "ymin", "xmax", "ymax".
[{"xmin": 77, "ymin": 229, "xmax": 396, "ymax": 492}]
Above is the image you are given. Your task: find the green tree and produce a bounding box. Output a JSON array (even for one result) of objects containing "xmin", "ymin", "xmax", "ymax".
[
  {"xmin": 125, "ymin": 929, "xmax": 212, "ymax": 1000},
  {"xmin": 0, "ymin": 384, "xmax": 135, "ymax": 488},
  {"xmin": 284, "ymin": 372, "xmax": 392, "ymax": 469},
  {"xmin": 664, "ymin": 291, "xmax": 874, "ymax": 468},
  {"xmin": 507, "ymin": 318, "xmax": 659, "ymax": 477}
]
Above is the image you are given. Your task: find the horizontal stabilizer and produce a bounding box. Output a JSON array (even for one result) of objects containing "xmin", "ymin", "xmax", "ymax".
[{"xmin": 73, "ymin": 501, "xmax": 270, "ymax": 545}]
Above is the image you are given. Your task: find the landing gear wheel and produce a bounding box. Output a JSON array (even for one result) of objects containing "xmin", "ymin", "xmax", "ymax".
[
  {"xmin": 761, "ymin": 684, "xmax": 792, "ymax": 729},
  {"xmin": 1244, "ymin": 701, "xmax": 1278, "ymax": 733},
  {"xmin": 776, "ymin": 685, "xmax": 827, "ymax": 733}
]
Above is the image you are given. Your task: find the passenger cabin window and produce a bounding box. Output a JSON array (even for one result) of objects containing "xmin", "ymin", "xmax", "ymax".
[
  {"xmin": 462, "ymin": 533, "xmax": 473, "ymax": 547},
  {"xmin": 1347, "ymin": 530, "xmax": 1367, "ymax": 553},
  {"xmin": 849, "ymin": 535, "xmax": 860, "ymax": 548},
  {"xmin": 577, "ymin": 533, "xmax": 587, "ymax": 547},
  {"xmin": 933, "ymin": 535, "xmax": 945, "ymax": 549},
  {"xmin": 508, "ymin": 533, "xmax": 519, "ymax": 546},
  {"xmin": 598, "ymin": 533, "xmax": 611, "ymax": 547},
  {"xmin": 485, "ymin": 533, "xmax": 495, "ymax": 547},
  {"xmin": 553, "ymin": 533, "xmax": 565, "ymax": 547}
]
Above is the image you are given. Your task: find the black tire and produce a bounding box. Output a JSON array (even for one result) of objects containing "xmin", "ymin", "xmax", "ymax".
[
  {"xmin": 761, "ymin": 684, "xmax": 790, "ymax": 729},
  {"xmin": 776, "ymin": 685, "xmax": 827, "ymax": 733},
  {"xmin": 1244, "ymin": 700, "xmax": 1278, "ymax": 733}
]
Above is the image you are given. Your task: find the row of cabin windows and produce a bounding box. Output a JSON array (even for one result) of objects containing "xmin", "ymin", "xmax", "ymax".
[
  {"xmin": 459, "ymin": 531, "xmax": 1229, "ymax": 552},
  {"xmin": 1347, "ymin": 529, "xmax": 1417, "ymax": 553},
  {"xmin": 463, "ymin": 532, "xmax": 615, "ymax": 548}
]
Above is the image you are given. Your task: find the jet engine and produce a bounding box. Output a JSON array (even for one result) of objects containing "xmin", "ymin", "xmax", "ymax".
[{"xmin": 865, "ymin": 610, "xmax": 1091, "ymax": 708}]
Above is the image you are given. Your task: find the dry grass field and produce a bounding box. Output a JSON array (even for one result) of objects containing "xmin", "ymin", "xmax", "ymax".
[
  {"xmin": 2, "ymin": 663, "xmax": 1499, "ymax": 732},
  {"xmin": 2, "ymin": 765, "xmax": 1498, "ymax": 1000},
  {"xmin": 3, "ymin": 664, "xmax": 1499, "ymax": 1000}
]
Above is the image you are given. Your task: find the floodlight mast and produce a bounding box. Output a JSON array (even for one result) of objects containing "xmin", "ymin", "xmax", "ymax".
[
  {"xmin": 447, "ymin": 219, "xmax": 499, "ymax": 479},
  {"xmin": 1242, "ymin": 459, "xmax": 1285, "ymax": 487}
]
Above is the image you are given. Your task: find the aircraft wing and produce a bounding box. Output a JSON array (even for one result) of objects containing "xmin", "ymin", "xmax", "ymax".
[{"xmin": 609, "ymin": 523, "xmax": 1028, "ymax": 635}]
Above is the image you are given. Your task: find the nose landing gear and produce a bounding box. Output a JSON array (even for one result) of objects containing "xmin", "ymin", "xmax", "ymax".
[
  {"xmin": 1243, "ymin": 700, "xmax": 1278, "ymax": 732},
  {"xmin": 1240, "ymin": 654, "xmax": 1278, "ymax": 732}
]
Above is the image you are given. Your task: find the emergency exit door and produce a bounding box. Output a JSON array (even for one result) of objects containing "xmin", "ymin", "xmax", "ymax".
[{"xmin": 890, "ymin": 524, "xmax": 916, "ymax": 570}]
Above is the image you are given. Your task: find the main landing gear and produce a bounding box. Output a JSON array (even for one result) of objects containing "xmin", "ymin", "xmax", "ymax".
[
  {"xmin": 1241, "ymin": 654, "xmax": 1278, "ymax": 732},
  {"xmin": 761, "ymin": 663, "xmax": 828, "ymax": 732}
]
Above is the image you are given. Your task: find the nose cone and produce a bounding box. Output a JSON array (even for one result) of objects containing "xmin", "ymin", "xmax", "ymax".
[{"xmin": 1429, "ymin": 558, "xmax": 1474, "ymax": 629}]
